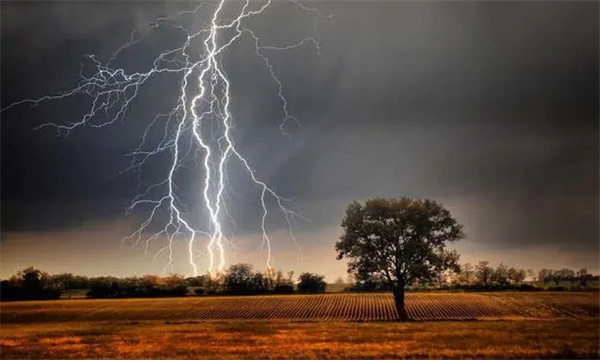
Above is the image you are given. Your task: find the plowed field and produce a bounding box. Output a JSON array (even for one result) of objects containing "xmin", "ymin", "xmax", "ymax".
[{"xmin": 2, "ymin": 291, "xmax": 597, "ymax": 322}]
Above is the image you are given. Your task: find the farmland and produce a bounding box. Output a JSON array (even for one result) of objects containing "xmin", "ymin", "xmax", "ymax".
[
  {"xmin": 1, "ymin": 292, "xmax": 599, "ymax": 359},
  {"xmin": 2, "ymin": 291, "xmax": 598, "ymax": 322}
]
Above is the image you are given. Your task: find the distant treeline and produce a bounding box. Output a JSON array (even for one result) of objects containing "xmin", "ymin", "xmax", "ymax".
[
  {"xmin": 0, "ymin": 268, "xmax": 62, "ymax": 301},
  {"xmin": 349, "ymin": 262, "xmax": 599, "ymax": 292},
  {"xmin": 1, "ymin": 262, "xmax": 597, "ymax": 301},
  {"xmin": 0, "ymin": 264, "xmax": 327, "ymax": 301}
]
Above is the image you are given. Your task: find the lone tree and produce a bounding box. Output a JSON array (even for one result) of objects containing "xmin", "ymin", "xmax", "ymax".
[{"xmin": 336, "ymin": 198, "xmax": 464, "ymax": 320}]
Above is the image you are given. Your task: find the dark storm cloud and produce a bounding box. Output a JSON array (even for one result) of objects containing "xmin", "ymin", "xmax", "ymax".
[
  {"xmin": 269, "ymin": 1, "xmax": 599, "ymax": 251},
  {"xmin": 1, "ymin": 1, "xmax": 598, "ymax": 258}
]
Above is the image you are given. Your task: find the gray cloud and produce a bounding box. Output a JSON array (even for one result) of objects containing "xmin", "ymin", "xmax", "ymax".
[{"xmin": 1, "ymin": 1, "xmax": 597, "ymax": 271}]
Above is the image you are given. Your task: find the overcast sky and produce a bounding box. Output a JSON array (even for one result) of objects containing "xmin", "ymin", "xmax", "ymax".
[{"xmin": 1, "ymin": 1, "xmax": 598, "ymax": 280}]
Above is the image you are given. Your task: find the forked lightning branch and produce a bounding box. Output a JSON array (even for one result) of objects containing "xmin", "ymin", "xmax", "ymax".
[{"xmin": 2, "ymin": 0, "xmax": 328, "ymax": 275}]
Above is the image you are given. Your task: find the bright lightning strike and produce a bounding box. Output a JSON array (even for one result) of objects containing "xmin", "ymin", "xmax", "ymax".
[{"xmin": 2, "ymin": 0, "xmax": 329, "ymax": 275}]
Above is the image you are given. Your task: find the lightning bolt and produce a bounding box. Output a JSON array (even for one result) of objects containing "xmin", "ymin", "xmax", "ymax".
[{"xmin": 2, "ymin": 0, "xmax": 328, "ymax": 275}]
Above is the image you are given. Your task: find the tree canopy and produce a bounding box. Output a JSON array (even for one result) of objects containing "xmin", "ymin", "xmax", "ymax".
[
  {"xmin": 336, "ymin": 197, "xmax": 464, "ymax": 320},
  {"xmin": 297, "ymin": 272, "xmax": 327, "ymax": 293}
]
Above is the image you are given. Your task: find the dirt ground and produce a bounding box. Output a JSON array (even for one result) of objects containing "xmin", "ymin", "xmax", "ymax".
[{"xmin": 1, "ymin": 292, "xmax": 598, "ymax": 359}]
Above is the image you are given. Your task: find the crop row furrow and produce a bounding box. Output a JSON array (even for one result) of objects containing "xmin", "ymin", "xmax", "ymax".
[{"xmin": 3, "ymin": 292, "xmax": 594, "ymax": 323}]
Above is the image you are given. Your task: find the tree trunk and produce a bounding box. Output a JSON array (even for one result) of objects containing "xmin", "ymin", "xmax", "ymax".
[{"xmin": 392, "ymin": 286, "xmax": 409, "ymax": 321}]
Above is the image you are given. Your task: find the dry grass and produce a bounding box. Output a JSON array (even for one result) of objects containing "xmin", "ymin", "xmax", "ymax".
[
  {"xmin": 1, "ymin": 320, "xmax": 599, "ymax": 359},
  {"xmin": 1, "ymin": 292, "xmax": 598, "ymax": 359}
]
